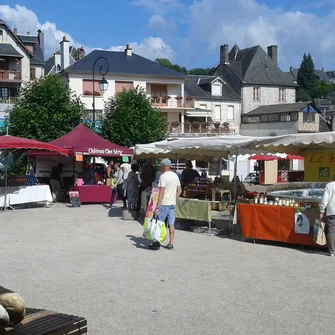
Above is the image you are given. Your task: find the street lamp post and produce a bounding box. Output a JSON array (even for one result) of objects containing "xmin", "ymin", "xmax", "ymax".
[{"xmin": 92, "ymin": 56, "xmax": 109, "ymax": 129}]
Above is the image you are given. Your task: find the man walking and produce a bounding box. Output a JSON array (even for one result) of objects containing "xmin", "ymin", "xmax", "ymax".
[
  {"xmin": 320, "ymin": 174, "xmax": 335, "ymax": 256},
  {"xmin": 152, "ymin": 158, "xmax": 181, "ymax": 250}
]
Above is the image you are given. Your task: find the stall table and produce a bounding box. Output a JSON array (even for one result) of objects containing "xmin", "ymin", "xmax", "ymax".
[
  {"xmin": 176, "ymin": 198, "xmax": 212, "ymax": 234},
  {"xmin": 72, "ymin": 185, "xmax": 112, "ymax": 204},
  {"xmin": 0, "ymin": 185, "xmax": 52, "ymax": 207},
  {"xmin": 237, "ymin": 203, "xmax": 325, "ymax": 247}
]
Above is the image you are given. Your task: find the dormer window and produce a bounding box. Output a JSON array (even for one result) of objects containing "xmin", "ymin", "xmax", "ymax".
[{"xmin": 212, "ymin": 82, "xmax": 222, "ymax": 96}]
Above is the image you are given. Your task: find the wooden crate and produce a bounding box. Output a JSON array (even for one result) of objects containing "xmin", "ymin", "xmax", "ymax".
[{"xmin": 1, "ymin": 308, "xmax": 87, "ymax": 335}]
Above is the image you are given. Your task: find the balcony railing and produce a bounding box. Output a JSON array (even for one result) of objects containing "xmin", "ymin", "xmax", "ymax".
[
  {"xmin": 0, "ymin": 70, "xmax": 21, "ymax": 81},
  {"xmin": 151, "ymin": 96, "xmax": 194, "ymax": 108},
  {"xmin": 168, "ymin": 122, "xmax": 231, "ymax": 136}
]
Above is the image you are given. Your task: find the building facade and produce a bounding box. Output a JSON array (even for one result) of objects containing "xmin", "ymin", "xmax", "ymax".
[
  {"xmin": 62, "ymin": 43, "xmax": 195, "ymax": 131},
  {"xmin": 0, "ymin": 19, "xmax": 45, "ymax": 126},
  {"xmin": 213, "ymin": 44, "xmax": 297, "ymax": 114},
  {"xmin": 179, "ymin": 75, "xmax": 241, "ymax": 136}
]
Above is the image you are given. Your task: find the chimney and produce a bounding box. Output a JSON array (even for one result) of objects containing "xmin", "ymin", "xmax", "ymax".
[
  {"xmin": 76, "ymin": 47, "xmax": 85, "ymax": 60},
  {"xmin": 60, "ymin": 36, "xmax": 70, "ymax": 70},
  {"xmin": 27, "ymin": 31, "xmax": 30, "ymax": 35},
  {"xmin": 267, "ymin": 45, "xmax": 278, "ymax": 66},
  {"xmin": 125, "ymin": 44, "xmax": 132, "ymax": 56},
  {"xmin": 13, "ymin": 27, "xmax": 17, "ymax": 35},
  {"xmin": 220, "ymin": 44, "xmax": 229, "ymax": 64},
  {"xmin": 332, "ymin": 113, "xmax": 335, "ymax": 131},
  {"xmin": 54, "ymin": 50, "xmax": 61, "ymax": 73},
  {"xmin": 37, "ymin": 29, "xmax": 44, "ymax": 60}
]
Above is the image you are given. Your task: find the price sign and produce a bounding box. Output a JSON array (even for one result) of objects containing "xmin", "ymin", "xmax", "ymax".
[{"xmin": 69, "ymin": 191, "xmax": 81, "ymax": 207}]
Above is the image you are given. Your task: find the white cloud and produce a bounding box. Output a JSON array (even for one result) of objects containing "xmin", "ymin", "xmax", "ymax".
[
  {"xmin": 132, "ymin": 0, "xmax": 335, "ymax": 69},
  {"xmin": 0, "ymin": 4, "xmax": 175, "ymax": 61},
  {"xmin": 147, "ymin": 14, "xmax": 167, "ymax": 28},
  {"xmin": 188, "ymin": 0, "xmax": 335, "ymax": 69},
  {"xmin": 104, "ymin": 37, "xmax": 175, "ymax": 60}
]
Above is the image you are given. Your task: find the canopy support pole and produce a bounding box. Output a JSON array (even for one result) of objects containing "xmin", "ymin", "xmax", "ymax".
[
  {"xmin": 1, "ymin": 151, "xmax": 15, "ymax": 212},
  {"xmin": 230, "ymin": 148, "xmax": 238, "ymax": 236}
]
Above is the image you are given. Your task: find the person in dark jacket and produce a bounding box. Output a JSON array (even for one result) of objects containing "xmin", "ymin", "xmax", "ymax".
[{"xmin": 181, "ymin": 160, "xmax": 200, "ymax": 193}]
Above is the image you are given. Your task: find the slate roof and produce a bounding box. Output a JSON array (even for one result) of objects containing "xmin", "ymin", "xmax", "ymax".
[
  {"xmin": 17, "ymin": 34, "xmax": 44, "ymax": 66},
  {"xmin": 0, "ymin": 44, "xmax": 23, "ymax": 58},
  {"xmin": 315, "ymin": 70, "xmax": 329, "ymax": 81},
  {"xmin": 216, "ymin": 45, "xmax": 297, "ymax": 87},
  {"xmin": 245, "ymin": 102, "xmax": 313, "ymax": 115},
  {"xmin": 290, "ymin": 67, "xmax": 333, "ymax": 82},
  {"xmin": 185, "ymin": 75, "xmax": 241, "ymax": 101},
  {"xmin": 65, "ymin": 50, "xmax": 186, "ymax": 78},
  {"xmin": 45, "ymin": 49, "xmax": 76, "ymax": 74}
]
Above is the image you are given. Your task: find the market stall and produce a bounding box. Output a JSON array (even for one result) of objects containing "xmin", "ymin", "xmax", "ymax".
[
  {"xmin": 29, "ymin": 124, "xmax": 133, "ymax": 204},
  {"xmin": 0, "ymin": 134, "xmax": 69, "ymax": 210},
  {"xmin": 249, "ymin": 154, "xmax": 304, "ymax": 184},
  {"xmin": 237, "ymin": 202, "xmax": 325, "ymax": 247},
  {"xmin": 135, "ymin": 135, "xmax": 262, "ymax": 234}
]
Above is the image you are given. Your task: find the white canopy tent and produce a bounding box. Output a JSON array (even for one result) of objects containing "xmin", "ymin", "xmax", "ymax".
[
  {"xmin": 135, "ymin": 135, "xmax": 266, "ymax": 160},
  {"xmin": 255, "ymin": 132, "xmax": 335, "ymax": 154}
]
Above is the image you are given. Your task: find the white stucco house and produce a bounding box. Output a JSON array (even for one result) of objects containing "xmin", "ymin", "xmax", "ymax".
[
  {"xmin": 0, "ymin": 19, "xmax": 45, "ymax": 127},
  {"xmin": 179, "ymin": 75, "xmax": 241, "ymax": 137},
  {"xmin": 61, "ymin": 42, "xmax": 197, "ymax": 131}
]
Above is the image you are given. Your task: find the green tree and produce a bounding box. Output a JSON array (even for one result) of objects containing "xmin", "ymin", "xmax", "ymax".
[
  {"xmin": 296, "ymin": 88, "xmax": 311, "ymax": 102},
  {"xmin": 297, "ymin": 53, "xmax": 317, "ymax": 99},
  {"xmin": 5, "ymin": 74, "xmax": 87, "ymax": 142},
  {"xmin": 316, "ymin": 80, "xmax": 335, "ymax": 98},
  {"xmin": 155, "ymin": 58, "xmax": 188, "ymax": 74},
  {"xmin": 188, "ymin": 67, "xmax": 216, "ymax": 75},
  {"xmin": 155, "ymin": 58, "xmax": 216, "ymax": 76},
  {"xmin": 101, "ymin": 86, "xmax": 168, "ymax": 147}
]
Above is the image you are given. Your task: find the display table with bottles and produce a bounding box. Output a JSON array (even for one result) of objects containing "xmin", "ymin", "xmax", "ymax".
[{"xmin": 237, "ymin": 202, "xmax": 325, "ymax": 247}]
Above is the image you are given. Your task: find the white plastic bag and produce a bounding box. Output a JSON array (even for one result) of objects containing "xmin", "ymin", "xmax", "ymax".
[{"xmin": 143, "ymin": 217, "xmax": 167, "ymax": 243}]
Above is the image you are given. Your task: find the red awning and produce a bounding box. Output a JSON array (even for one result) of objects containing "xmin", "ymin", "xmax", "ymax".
[
  {"xmin": 249, "ymin": 154, "xmax": 304, "ymax": 161},
  {"xmin": 249, "ymin": 154, "xmax": 280, "ymax": 161},
  {"xmin": 32, "ymin": 124, "xmax": 132, "ymax": 157},
  {"xmin": 286, "ymin": 154, "xmax": 303, "ymax": 160},
  {"xmin": 0, "ymin": 135, "xmax": 69, "ymax": 156}
]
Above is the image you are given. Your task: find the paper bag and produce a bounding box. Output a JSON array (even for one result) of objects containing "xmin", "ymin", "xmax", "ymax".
[{"xmin": 313, "ymin": 219, "xmax": 327, "ymax": 246}]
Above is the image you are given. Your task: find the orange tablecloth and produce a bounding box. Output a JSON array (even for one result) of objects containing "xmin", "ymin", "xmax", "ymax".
[{"xmin": 237, "ymin": 203, "xmax": 323, "ymax": 247}]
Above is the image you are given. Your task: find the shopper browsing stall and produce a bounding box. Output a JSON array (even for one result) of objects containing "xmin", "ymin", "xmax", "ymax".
[
  {"xmin": 127, "ymin": 164, "xmax": 140, "ymax": 211},
  {"xmin": 50, "ymin": 163, "xmax": 63, "ymax": 202},
  {"xmin": 110, "ymin": 163, "xmax": 126, "ymax": 208},
  {"xmin": 181, "ymin": 160, "xmax": 200, "ymax": 193},
  {"xmin": 138, "ymin": 159, "xmax": 156, "ymax": 213}
]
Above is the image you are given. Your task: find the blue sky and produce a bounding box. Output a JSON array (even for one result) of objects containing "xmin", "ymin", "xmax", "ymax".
[{"xmin": 1, "ymin": 0, "xmax": 335, "ymax": 70}]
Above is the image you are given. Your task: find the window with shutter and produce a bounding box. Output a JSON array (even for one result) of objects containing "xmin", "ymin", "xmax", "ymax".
[{"xmin": 115, "ymin": 81, "xmax": 133, "ymax": 93}]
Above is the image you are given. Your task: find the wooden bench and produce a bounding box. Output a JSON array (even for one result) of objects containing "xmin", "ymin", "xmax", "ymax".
[{"xmin": 0, "ymin": 308, "xmax": 87, "ymax": 335}]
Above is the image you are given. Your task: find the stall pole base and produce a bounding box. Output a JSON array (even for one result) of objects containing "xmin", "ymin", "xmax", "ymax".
[{"xmin": 1, "ymin": 204, "xmax": 15, "ymax": 211}]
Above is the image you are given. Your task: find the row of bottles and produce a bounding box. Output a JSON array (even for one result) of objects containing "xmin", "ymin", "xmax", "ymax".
[{"xmin": 253, "ymin": 193, "xmax": 300, "ymax": 207}]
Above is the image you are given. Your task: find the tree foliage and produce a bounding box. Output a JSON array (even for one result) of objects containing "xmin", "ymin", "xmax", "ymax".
[
  {"xmin": 101, "ymin": 87, "xmax": 168, "ymax": 147},
  {"xmin": 296, "ymin": 88, "xmax": 311, "ymax": 102},
  {"xmin": 5, "ymin": 74, "xmax": 87, "ymax": 142},
  {"xmin": 297, "ymin": 53, "xmax": 317, "ymax": 99},
  {"xmin": 155, "ymin": 58, "xmax": 188, "ymax": 74},
  {"xmin": 155, "ymin": 58, "xmax": 215, "ymax": 76}
]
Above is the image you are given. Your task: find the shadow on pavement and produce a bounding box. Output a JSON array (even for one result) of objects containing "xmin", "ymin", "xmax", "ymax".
[
  {"xmin": 126, "ymin": 235, "xmax": 152, "ymax": 250},
  {"xmin": 222, "ymin": 234, "xmax": 329, "ymax": 256}
]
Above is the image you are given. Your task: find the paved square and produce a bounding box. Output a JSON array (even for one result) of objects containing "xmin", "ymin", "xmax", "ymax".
[{"xmin": 1, "ymin": 205, "xmax": 335, "ymax": 334}]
